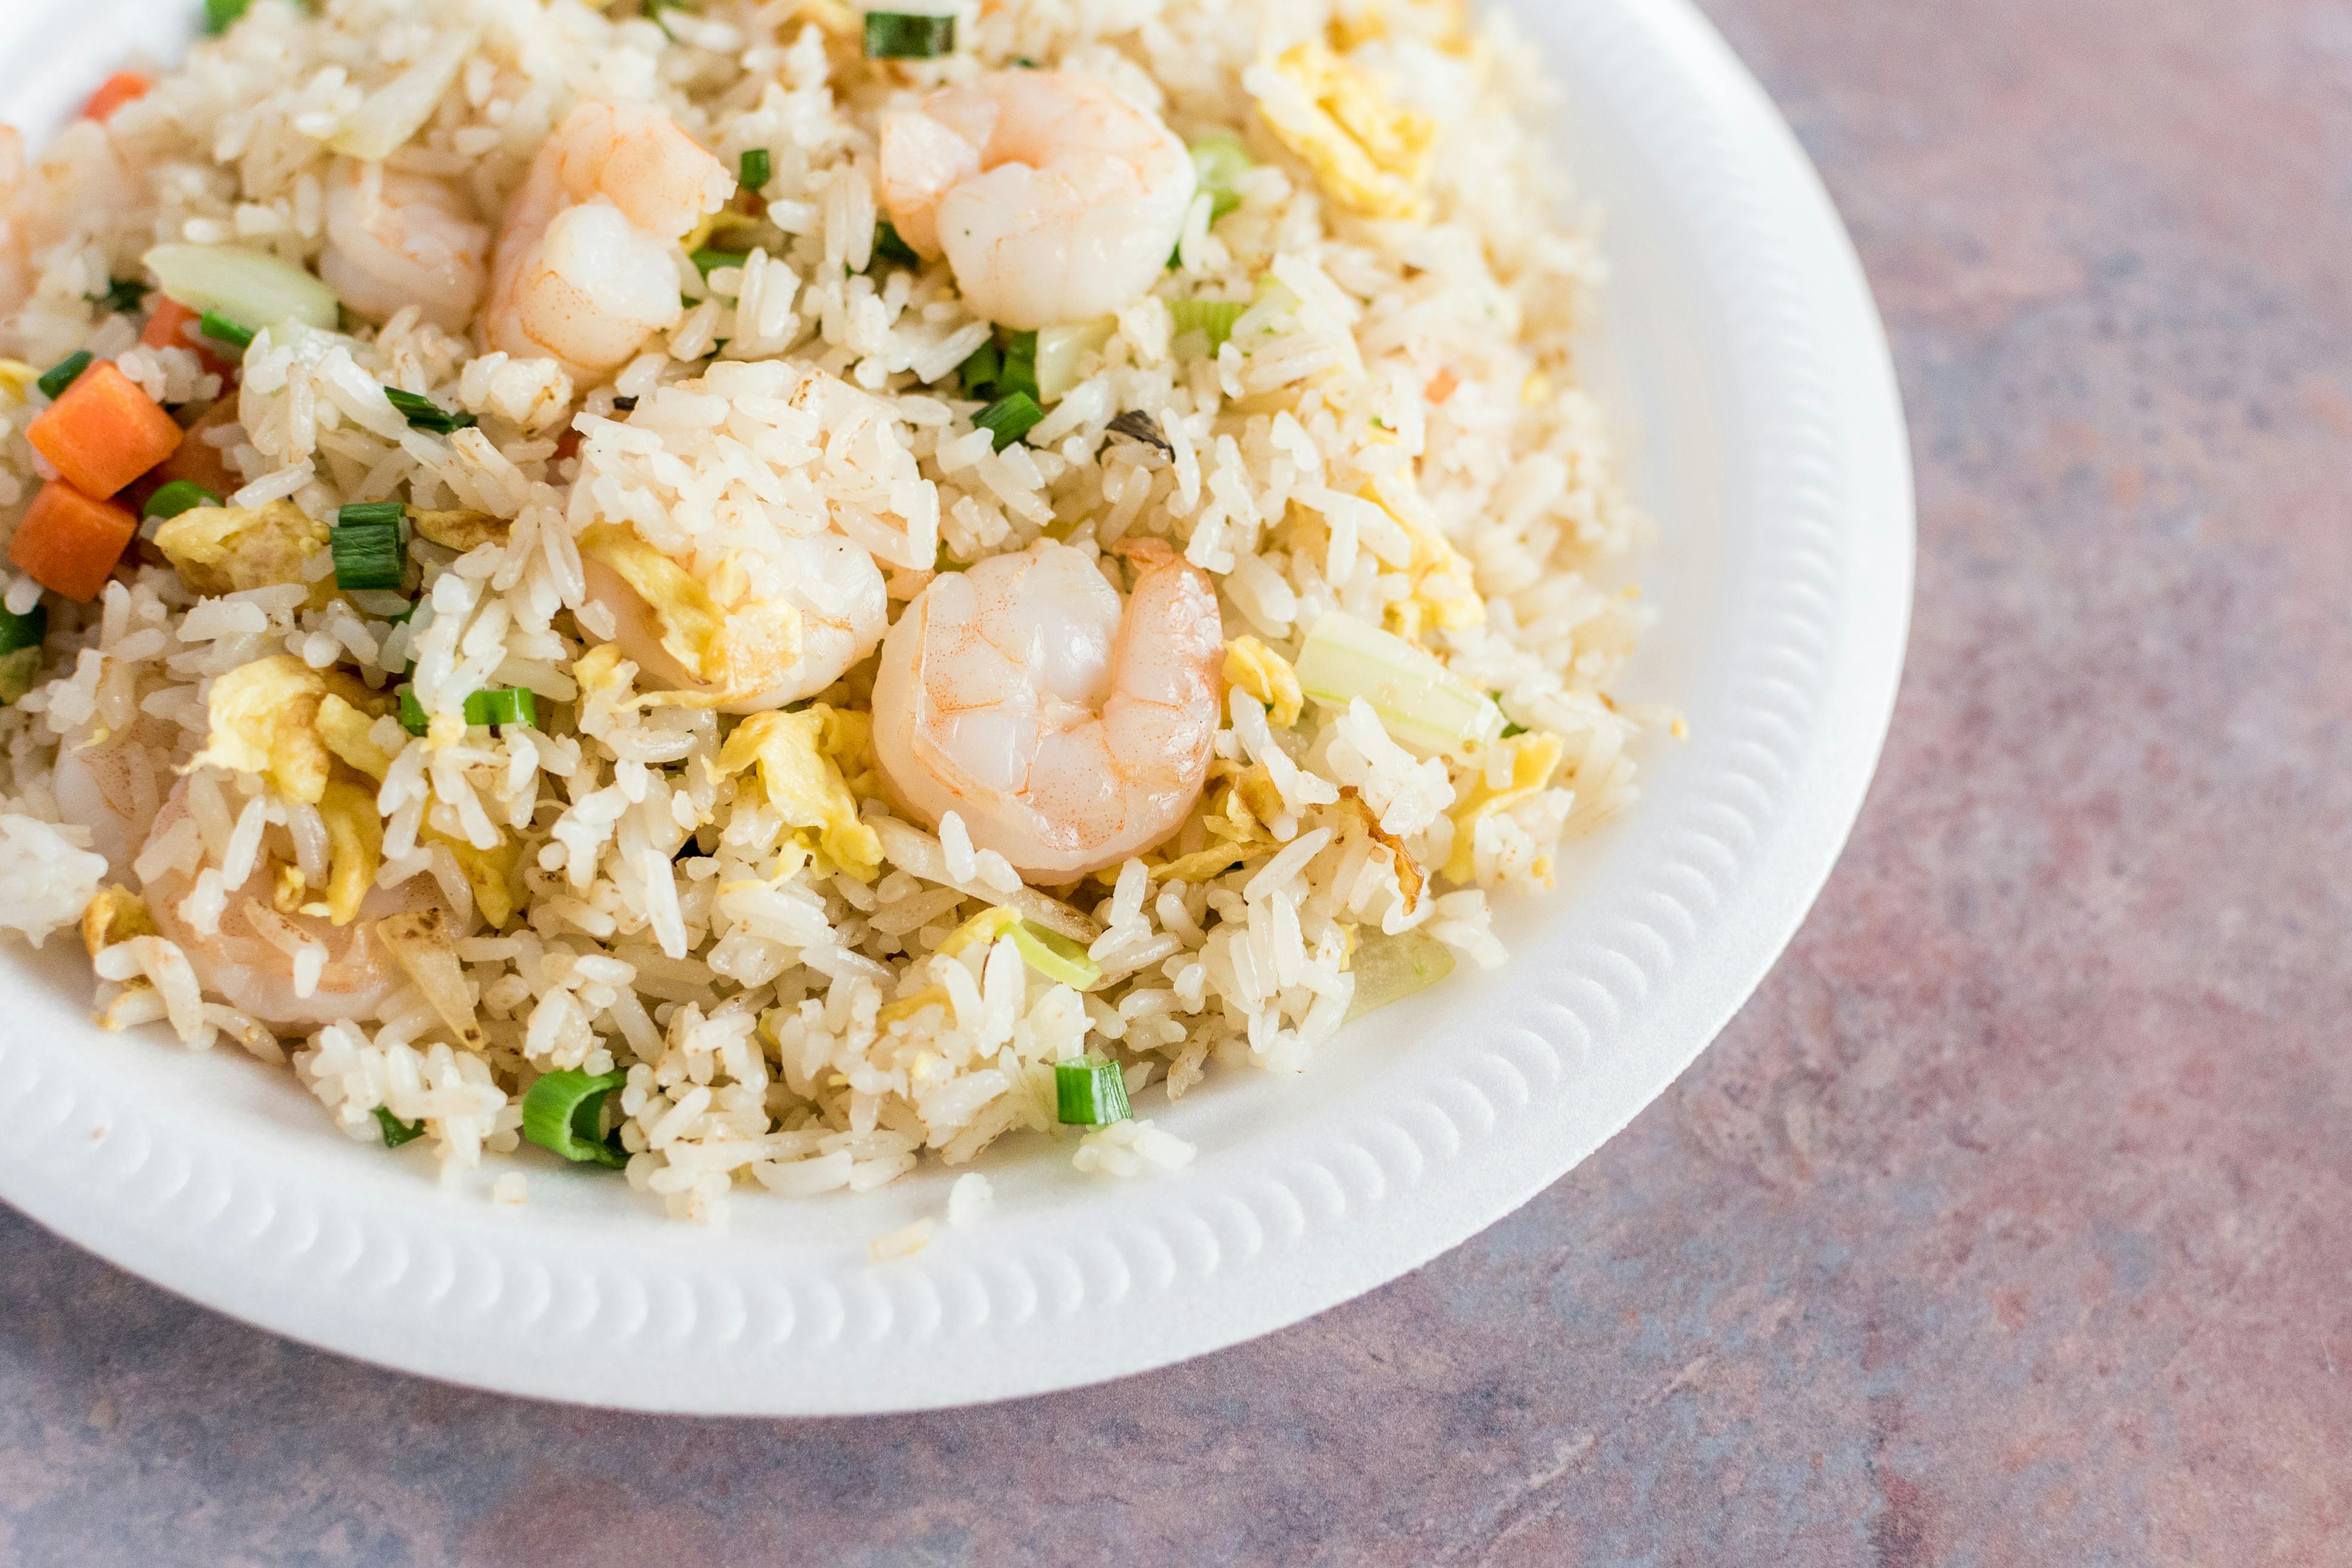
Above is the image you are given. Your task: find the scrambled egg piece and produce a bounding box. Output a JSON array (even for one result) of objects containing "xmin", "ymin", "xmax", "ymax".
[
  {"xmin": 81, "ymin": 885, "xmax": 156, "ymax": 958},
  {"xmin": 1330, "ymin": 0, "xmax": 1474, "ymax": 51},
  {"xmin": 937, "ymin": 905, "xmax": 1020, "ymax": 959},
  {"xmin": 719, "ymin": 706, "xmax": 883, "ymax": 881},
  {"xmin": 1150, "ymin": 762, "xmax": 1287, "ymax": 884},
  {"xmin": 0, "ymin": 360, "xmax": 34, "ymax": 405},
  {"xmin": 579, "ymin": 523, "xmax": 804, "ymax": 708},
  {"xmin": 1252, "ymin": 42, "xmax": 1437, "ymax": 220},
  {"xmin": 1443, "ymin": 730, "xmax": 1564, "ymax": 884},
  {"xmin": 316, "ymin": 693, "xmax": 399, "ymax": 780},
  {"xmin": 1336, "ymin": 788, "xmax": 1423, "ymax": 913},
  {"xmin": 1223, "ymin": 636, "xmax": 1303, "ymax": 727},
  {"xmin": 153, "ymin": 502, "xmax": 329, "ymax": 598},
  {"xmin": 191, "ymin": 655, "xmax": 388, "ymax": 805},
  {"xmin": 425, "ymin": 825, "xmax": 525, "ymax": 930},
  {"xmin": 411, "ymin": 509, "xmax": 507, "ymax": 553},
  {"xmin": 317, "ymin": 778, "xmax": 385, "ymax": 926}
]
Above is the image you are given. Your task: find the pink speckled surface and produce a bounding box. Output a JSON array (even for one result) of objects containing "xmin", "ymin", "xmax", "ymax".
[{"xmin": 5, "ymin": 0, "xmax": 2351, "ymax": 1561}]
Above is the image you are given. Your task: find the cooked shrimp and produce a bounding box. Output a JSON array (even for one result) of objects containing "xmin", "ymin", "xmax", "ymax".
[
  {"xmin": 482, "ymin": 100, "xmax": 733, "ymax": 383},
  {"xmin": 871, "ymin": 538, "xmax": 1222, "ymax": 880},
  {"xmin": 578, "ymin": 525, "xmax": 887, "ymax": 713},
  {"xmin": 317, "ymin": 158, "xmax": 490, "ymax": 335},
  {"xmin": 51, "ymin": 722, "xmax": 170, "ymax": 883},
  {"xmin": 878, "ymin": 71, "xmax": 1196, "ymax": 331},
  {"xmin": 136, "ymin": 781, "xmax": 440, "ymax": 1033}
]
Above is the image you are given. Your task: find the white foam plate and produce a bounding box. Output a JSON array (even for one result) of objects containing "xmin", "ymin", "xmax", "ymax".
[{"xmin": 0, "ymin": 0, "xmax": 1911, "ymax": 1413}]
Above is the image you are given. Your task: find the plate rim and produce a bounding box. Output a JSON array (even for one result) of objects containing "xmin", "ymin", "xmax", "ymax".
[{"xmin": 0, "ymin": 0, "xmax": 1913, "ymax": 1414}]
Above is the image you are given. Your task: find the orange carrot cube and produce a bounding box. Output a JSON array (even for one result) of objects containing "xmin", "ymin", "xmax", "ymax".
[
  {"xmin": 81, "ymin": 72, "xmax": 153, "ymax": 124},
  {"xmin": 10, "ymin": 483, "xmax": 138, "ymax": 602},
  {"xmin": 26, "ymin": 359, "xmax": 184, "ymax": 498}
]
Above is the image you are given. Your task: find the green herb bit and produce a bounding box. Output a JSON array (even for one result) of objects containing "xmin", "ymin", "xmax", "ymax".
[
  {"xmin": 871, "ymin": 219, "xmax": 921, "ymax": 270},
  {"xmin": 690, "ymin": 246, "xmax": 750, "ymax": 278},
  {"xmin": 384, "ymin": 386, "xmax": 477, "ymax": 434},
  {"xmin": 142, "ymin": 480, "xmax": 222, "ymax": 521},
  {"xmin": 973, "ymin": 391, "xmax": 1045, "ymax": 451},
  {"xmin": 90, "ymin": 278, "xmax": 152, "ymax": 316},
  {"xmin": 863, "ymin": 11, "xmax": 957, "ymax": 59},
  {"xmin": 35, "ymin": 351, "xmax": 93, "ymax": 402},
  {"xmin": 373, "ymin": 1107, "xmax": 427, "ymax": 1148},
  {"xmin": 1054, "ymin": 1054, "xmax": 1132, "ymax": 1126},
  {"xmin": 396, "ymin": 685, "xmax": 430, "ymax": 736},
  {"xmin": 204, "ymin": 0, "xmax": 253, "ymax": 35},
  {"xmin": 739, "ymin": 148, "xmax": 770, "ymax": 193},
  {"xmin": 463, "ymin": 687, "xmax": 537, "ymax": 730},
  {"xmin": 329, "ymin": 517, "xmax": 405, "ymax": 592},
  {"xmin": 521, "ymin": 1068, "xmax": 629, "ymax": 1168},
  {"xmin": 197, "ymin": 310, "xmax": 256, "ymax": 351}
]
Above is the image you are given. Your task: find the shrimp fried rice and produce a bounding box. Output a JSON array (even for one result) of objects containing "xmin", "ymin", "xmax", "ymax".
[{"xmin": 0, "ymin": 0, "xmax": 1653, "ymax": 1222}]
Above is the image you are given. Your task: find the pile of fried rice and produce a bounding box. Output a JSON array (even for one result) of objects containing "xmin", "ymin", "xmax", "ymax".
[{"xmin": 0, "ymin": 0, "xmax": 1653, "ymax": 1223}]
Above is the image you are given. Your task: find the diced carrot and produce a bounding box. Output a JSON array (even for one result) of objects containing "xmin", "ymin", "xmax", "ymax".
[
  {"xmin": 140, "ymin": 299, "xmax": 237, "ymax": 378},
  {"xmin": 81, "ymin": 72, "xmax": 152, "ymax": 124},
  {"xmin": 142, "ymin": 397, "xmax": 241, "ymax": 499},
  {"xmin": 26, "ymin": 360, "xmax": 184, "ymax": 497},
  {"xmin": 10, "ymin": 483, "xmax": 138, "ymax": 601}
]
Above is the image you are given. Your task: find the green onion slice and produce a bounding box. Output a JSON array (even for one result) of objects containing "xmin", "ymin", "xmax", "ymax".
[
  {"xmin": 373, "ymin": 1106, "xmax": 427, "ymax": 1148},
  {"xmin": 0, "ymin": 601, "xmax": 49, "ymax": 702},
  {"xmin": 864, "ymin": 11, "xmax": 957, "ymax": 59},
  {"xmin": 1054, "ymin": 1055, "xmax": 1132, "ymax": 1126},
  {"xmin": 396, "ymin": 685, "xmax": 430, "ymax": 736},
  {"xmin": 1190, "ymin": 133, "xmax": 1254, "ymax": 222},
  {"xmin": 197, "ymin": 310, "xmax": 256, "ymax": 351},
  {"xmin": 463, "ymin": 687, "xmax": 537, "ymax": 729},
  {"xmin": 973, "ymin": 392, "xmax": 1045, "ymax": 451},
  {"xmin": 335, "ymin": 500, "xmax": 406, "ymax": 528},
  {"xmin": 1009, "ymin": 919, "xmax": 1102, "ymax": 990},
  {"xmin": 91, "ymin": 278, "xmax": 151, "ymax": 316},
  {"xmin": 739, "ymin": 148, "xmax": 770, "ymax": 192},
  {"xmin": 330, "ymin": 519, "xmax": 405, "ymax": 592},
  {"xmin": 1169, "ymin": 299, "xmax": 1249, "ymax": 353},
  {"xmin": 871, "ymin": 219, "xmax": 921, "ymax": 269},
  {"xmin": 143, "ymin": 480, "xmax": 222, "ymax": 520},
  {"xmin": 384, "ymin": 386, "xmax": 476, "ymax": 433},
  {"xmin": 0, "ymin": 601, "xmax": 47, "ymax": 658},
  {"xmin": 521, "ymin": 1068, "xmax": 629, "ymax": 1167},
  {"xmin": 996, "ymin": 330, "xmax": 1040, "ymax": 403},
  {"xmin": 690, "ymin": 246, "xmax": 750, "ymax": 279},
  {"xmin": 35, "ymin": 352, "xmax": 93, "ymax": 402},
  {"xmin": 957, "ymin": 339, "xmax": 1003, "ymax": 399},
  {"xmin": 1294, "ymin": 610, "xmax": 1506, "ymax": 758},
  {"xmin": 204, "ymin": 0, "xmax": 254, "ymax": 33}
]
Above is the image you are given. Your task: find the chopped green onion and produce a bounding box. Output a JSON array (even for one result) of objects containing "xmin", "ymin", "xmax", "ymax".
[
  {"xmin": 871, "ymin": 220, "xmax": 921, "ymax": 270},
  {"xmin": 35, "ymin": 352, "xmax": 93, "ymax": 402},
  {"xmin": 1494, "ymin": 697, "xmax": 1527, "ymax": 739},
  {"xmin": 463, "ymin": 687, "xmax": 537, "ymax": 729},
  {"xmin": 1034, "ymin": 318, "xmax": 1114, "ymax": 403},
  {"xmin": 997, "ymin": 330, "xmax": 1040, "ymax": 403},
  {"xmin": 384, "ymin": 386, "xmax": 476, "ymax": 433},
  {"xmin": 142, "ymin": 480, "xmax": 222, "ymax": 520},
  {"xmin": 197, "ymin": 310, "xmax": 255, "ymax": 351},
  {"xmin": 329, "ymin": 518, "xmax": 405, "ymax": 591},
  {"xmin": 204, "ymin": 0, "xmax": 253, "ymax": 33},
  {"xmin": 1293, "ymin": 610, "xmax": 1506, "ymax": 757},
  {"xmin": 690, "ymin": 246, "xmax": 749, "ymax": 278},
  {"xmin": 90, "ymin": 278, "xmax": 151, "ymax": 316},
  {"xmin": 144, "ymin": 243, "xmax": 341, "ymax": 334},
  {"xmin": 0, "ymin": 602, "xmax": 48, "ymax": 705},
  {"xmin": 335, "ymin": 500, "xmax": 406, "ymax": 528},
  {"xmin": 1189, "ymin": 133, "xmax": 1254, "ymax": 222},
  {"xmin": 957, "ymin": 339, "xmax": 1003, "ymax": 398},
  {"xmin": 1012, "ymin": 56, "xmax": 1041, "ymax": 69},
  {"xmin": 396, "ymin": 685, "xmax": 430, "ymax": 736},
  {"xmin": 521, "ymin": 1067, "xmax": 629, "ymax": 1168},
  {"xmin": 973, "ymin": 392, "xmax": 1045, "ymax": 451},
  {"xmin": 1009, "ymin": 919, "xmax": 1102, "ymax": 990},
  {"xmin": 864, "ymin": 11, "xmax": 957, "ymax": 59},
  {"xmin": 373, "ymin": 1107, "xmax": 427, "ymax": 1148},
  {"xmin": 739, "ymin": 148, "xmax": 770, "ymax": 192},
  {"xmin": 1168, "ymin": 298, "xmax": 1249, "ymax": 353},
  {"xmin": 1342, "ymin": 930, "xmax": 1456, "ymax": 1023},
  {"xmin": 1054, "ymin": 1054, "xmax": 1132, "ymax": 1125}
]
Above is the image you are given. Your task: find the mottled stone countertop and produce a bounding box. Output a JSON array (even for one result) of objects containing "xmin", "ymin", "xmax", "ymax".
[{"xmin": 5, "ymin": 0, "xmax": 2349, "ymax": 1562}]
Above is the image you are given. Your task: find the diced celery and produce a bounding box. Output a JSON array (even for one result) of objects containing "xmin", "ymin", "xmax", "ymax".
[
  {"xmin": 144, "ymin": 244, "xmax": 340, "ymax": 333},
  {"xmin": 1033, "ymin": 318, "xmax": 1114, "ymax": 403},
  {"xmin": 1293, "ymin": 610, "xmax": 1505, "ymax": 757}
]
